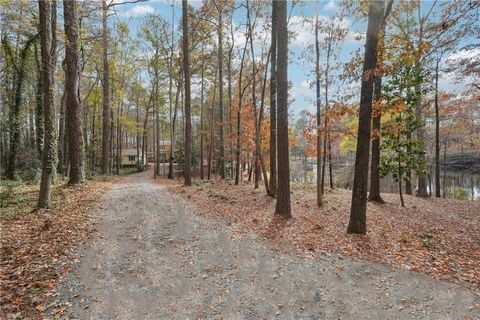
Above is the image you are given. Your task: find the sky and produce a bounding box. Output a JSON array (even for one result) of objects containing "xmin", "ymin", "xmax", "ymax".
[{"xmin": 112, "ymin": 0, "xmax": 477, "ymax": 117}]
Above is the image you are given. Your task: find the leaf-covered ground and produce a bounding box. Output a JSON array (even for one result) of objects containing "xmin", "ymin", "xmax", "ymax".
[
  {"xmin": 166, "ymin": 178, "xmax": 480, "ymax": 291},
  {"xmin": 0, "ymin": 178, "xmax": 112, "ymax": 319}
]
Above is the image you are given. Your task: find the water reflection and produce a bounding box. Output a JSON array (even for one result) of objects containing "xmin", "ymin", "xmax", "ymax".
[{"xmin": 290, "ymin": 159, "xmax": 480, "ymax": 201}]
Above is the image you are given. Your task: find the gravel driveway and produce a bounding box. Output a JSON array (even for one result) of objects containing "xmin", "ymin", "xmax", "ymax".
[{"xmin": 49, "ymin": 170, "xmax": 480, "ymax": 319}]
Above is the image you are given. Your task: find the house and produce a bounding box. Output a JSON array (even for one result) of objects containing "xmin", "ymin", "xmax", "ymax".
[
  {"xmin": 146, "ymin": 140, "xmax": 172, "ymax": 163},
  {"xmin": 121, "ymin": 148, "xmax": 146, "ymax": 166}
]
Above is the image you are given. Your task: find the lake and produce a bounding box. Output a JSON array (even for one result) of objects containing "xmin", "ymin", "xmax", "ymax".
[{"xmin": 289, "ymin": 159, "xmax": 480, "ymax": 201}]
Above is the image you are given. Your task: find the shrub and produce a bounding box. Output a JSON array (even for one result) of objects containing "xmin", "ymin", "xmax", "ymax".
[{"xmin": 451, "ymin": 186, "xmax": 468, "ymax": 200}]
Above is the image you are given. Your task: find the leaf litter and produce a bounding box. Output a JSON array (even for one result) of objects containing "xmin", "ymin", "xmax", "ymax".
[{"xmin": 0, "ymin": 178, "xmax": 112, "ymax": 319}]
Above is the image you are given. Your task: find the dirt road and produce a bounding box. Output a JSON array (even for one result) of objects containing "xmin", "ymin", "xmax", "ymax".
[{"xmin": 49, "ymin": 170, "xmax": 480, "ymax": 319}]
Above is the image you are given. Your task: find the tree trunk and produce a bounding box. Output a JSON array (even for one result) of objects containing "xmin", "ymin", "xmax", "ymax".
[
  {"xmin": 434, "ymin": 56, "xmax": 441, "ymax": 198},
  {"xmin": 368, "ymin": 0, "xmax": 392, "ymax": 203},
  {"xmin": 274, "ymin": 0, "xmax": 291, "ymax": 218},
  {"xmin": 218, "ymin": 5, "xmax": 225, "ymax": 180},
  {"xmin": 247, "ymin": 0, "xmax": 260, "ymax": 190},
  {"xmin": 200, "ymin": 51, "xmax": 205, "ymax": 180},
  {"xmin": 227, "ymin": 28, "xmax": 234, "ymax": 179},
  {"xmin": 324, "ymin": 40, "xmax": 333, "ymax": 191},
  {"xmin": 154, "ymin": 75, "xmax": 160, "ymax": 178},
  {"xmin": 269, "ymin": 0, "xmax": 277, "ymax": 197},
  {"xmin": 182, "ymin": 0, "xmax": 192, "ymax": 186},
  {"xmin": 406, "ymin": 130, "xmax": 413, "ymax": 195},
  {"xmin": 57, "ymin": 77, "xmax": 66, "ymax": 175},
  {"xmin": 315, "ymin": 15, "xmax": 322, "ymax": 207},
  {"xmin": 101, "ymin": 0, "xmax": 110, "ymax": 175},
  {"xmin": 5, "ymin": 35, "xmax": 37, "ymax": 180},
  {"xmin": 38, "ymin": 0, "xmax": 58, "ymax": 208},
  {"xmin": 399, "ymin": 178, "xmax": 404, "ymax": 207},
  {"xmin": 368, "ymin": 75, "xmax": 384, "ymax": 202},
  {"xmin": 64, "ymin": 0, "xmax": 84, "ymax": 184},
  {"xmin": 328, "ymin": 137, "xmax": 333, "ymax": 188},
  {"xmin": 34, "ymin": 42, "xmax": 44, "ymax": 158},
  {"xmin": 169, "ymin": 73, "xmax": 181, "ymax": 179},
  {"xmin": 136, "ymin": 91, "xmax": 140, "ymax": 171},
  {"xmin": 208, "ymin": 69, "xmax": 218, "ymax": 181},
  {"xmin": 258, "ymin": 50, "xmax": 271, "ymax": 195},
  {"xmin": 414, "ymin": 4, "xmax": 429, "ymax": 198},
  {"xmin": 234, "ymin": 28, "xmax": 249, "ymax": 186},
  {"xmin": 347, "ymin": 0, "xmax": 384, "ymax": 234}
]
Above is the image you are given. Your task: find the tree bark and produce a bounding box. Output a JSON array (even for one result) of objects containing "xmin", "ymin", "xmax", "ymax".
[
  {"xmin": 324, "ymin": 40, "xmax": 333, "ymax": 191},
  {"xmin": 218, "ymin": 4, "xmax": 225, "ymax": 180},
  {"xmin": 182, "ymin": 0, "xmax": 192, "ymax": 186},
  {"xmin": 101, "ymin": 0, "xmax": 110, "ymax": 175},
  {"xmin": 258, "ymin": 50, "xmax": 271, "ymax": 195},
  {"xmin": 4, "ymin": 35, "xmax": 37, "ymax": 180},
  {"xmin": 274, "ymin": 0, "xmax": 291, "ymax": 218},
  {"xmin": 57, "ymin": 75, "xmax": 66, "ymax": 175},
  {"xmin": 234, "ymin": 27, "xmax": 249, "ymax": 186},
  {"xmin": 169, "ymin": 73, "xmax": 181, "ymax": 179},
  {"xmin": 414, "ymin": 1, "xmax": 429, "ymax": 198},
  {"xmin": 208, "ymin": 69, "xmax": 218, "ymax": 181},
  {"xmin": 347, "ymin": 0, "xmax": 384, "ymax": 234},
  {"xmin": 200, "ymin": 50, "xmax": 205, "ymax": 180},
  {"xmin": 63, "ymin": 0, "xmax": 84, "ymax": 184},
  {"xmin": 315, "ymin": 15, "xmax": 322, "ymax": 207},
  {"xmin": 368, "ymin": 0, "xmax": 392, "ymax": 203},
  {"xmin": 434, "ymin": 55, "xmax": 441, "ymax": 197},
  {"xmin": 34, "ymin": 42, "xmax": 44, "ymax": 158},
  {"xmin": 38, "ymin": 0, "xmax": 58, "ymax": 208},
  {"xmin": 368, "ymin": 75, "xmax": 384, "ymax": 202},
  {"xmin": 247, "ymin": 0, "xmax": 260, "ymax": 190},
  {"xmin": 269, "ymin": 0, "xmax": 277, "ymax": 197}
]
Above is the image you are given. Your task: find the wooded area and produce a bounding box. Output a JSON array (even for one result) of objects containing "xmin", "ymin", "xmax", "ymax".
[{"xmin": 1, "ymin": 0, "xmax": 479, "ymax": 317}]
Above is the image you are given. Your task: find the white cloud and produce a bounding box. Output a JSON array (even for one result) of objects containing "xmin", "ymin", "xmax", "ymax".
[
  {"xmin": 291, "ymin": 79, "xmax": 315, "ymax": 112},
  {"xmin": 446, "ymin": 48, "xmax": 480, "ymax": 62},
  {"xmin": 324, "ymin": 0, "xmax": 336, "ymax": 11},
  {"xmin": 123, "ymin": 4, "xmax": 155, "ymax": 17}
]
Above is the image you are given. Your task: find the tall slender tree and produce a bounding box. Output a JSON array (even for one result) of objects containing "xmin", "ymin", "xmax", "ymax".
[
  {"xmin": 101, "ymin": 0, "xmax": 110, "ymax": 175},
  {"xmin": 38, "ymin": 0, "xmax": 57, "ymax": 208},
  {"xmin": 63, "ymin": 0, "xmax": 84, "ymax": 184},
  {"xmin": 347, "ymin": 0, "xmax": 384, "ymax": 234},
  {"xmin": 315, "ymin": 15, "xmax": 322, "ymax": 207},
  {"xmin": 217, "ymin": 1, "xmax": 225, "ymax": 180},
  {"xmin": 368, "ymin": 0, "xmax": 394, "ymax": 203},
  {"xmin": 3, "ymin": 35, "xmax": 38, "ymax": 180},
  {"xmin": 268, "ymin": 0, "xmax": 277, "ymax": 197},
  {"xmin": 182, "ymin": 0, "xmax": 192, "ymax": 186},
  {"xmin": 434, "ymin": 53, "xmax": 442, "ymax": 198},
  {"xmin": 274, "ymin": 0, "xmax": 291, "ymax": 218}
]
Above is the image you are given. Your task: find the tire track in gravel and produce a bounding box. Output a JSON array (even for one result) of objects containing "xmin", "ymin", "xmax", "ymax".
[{"xmin": 49, "ymin": 170, "xmax": 480, "ymax": 319}]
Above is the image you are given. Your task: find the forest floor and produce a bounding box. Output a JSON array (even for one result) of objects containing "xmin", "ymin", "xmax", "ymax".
[
  {"xmin": 27, "ymin": 169, "xmax": 479, "ymax": 319},
  {"xmin": 0, "ymin": 176, "xmax": 113, "ymax": 319}
]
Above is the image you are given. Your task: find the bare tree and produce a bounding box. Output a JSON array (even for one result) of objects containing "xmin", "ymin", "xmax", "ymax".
[
  {"xmin": 217, "ymin": 1, "xmax": 225, "ymax": 179},
  {"xmin": 101, "ymin": 0, "xmax": 110, "ymax": 174},
  {"xmin": 269, "ymin": 0, "xmax": 277, "ymax": 197},
  {"xmin": 347, "ymin": 0, "xmax": 385, "ymax": 234},
  {"xmin": 182, "ymin": 0, "xmax": 192, "ymax": 186},
  {"xmin": 315, "ymin": 15, "xmax": 322, "ymax": 207},
  {"xmin": 274, "ymin": 0, "xmax": 291, "ymax": 218}
]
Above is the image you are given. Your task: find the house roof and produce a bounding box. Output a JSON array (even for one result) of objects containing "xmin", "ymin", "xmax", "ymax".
[{"xmin": 122, "ymin": 149, "xmax": 142, "ymax": 156}]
